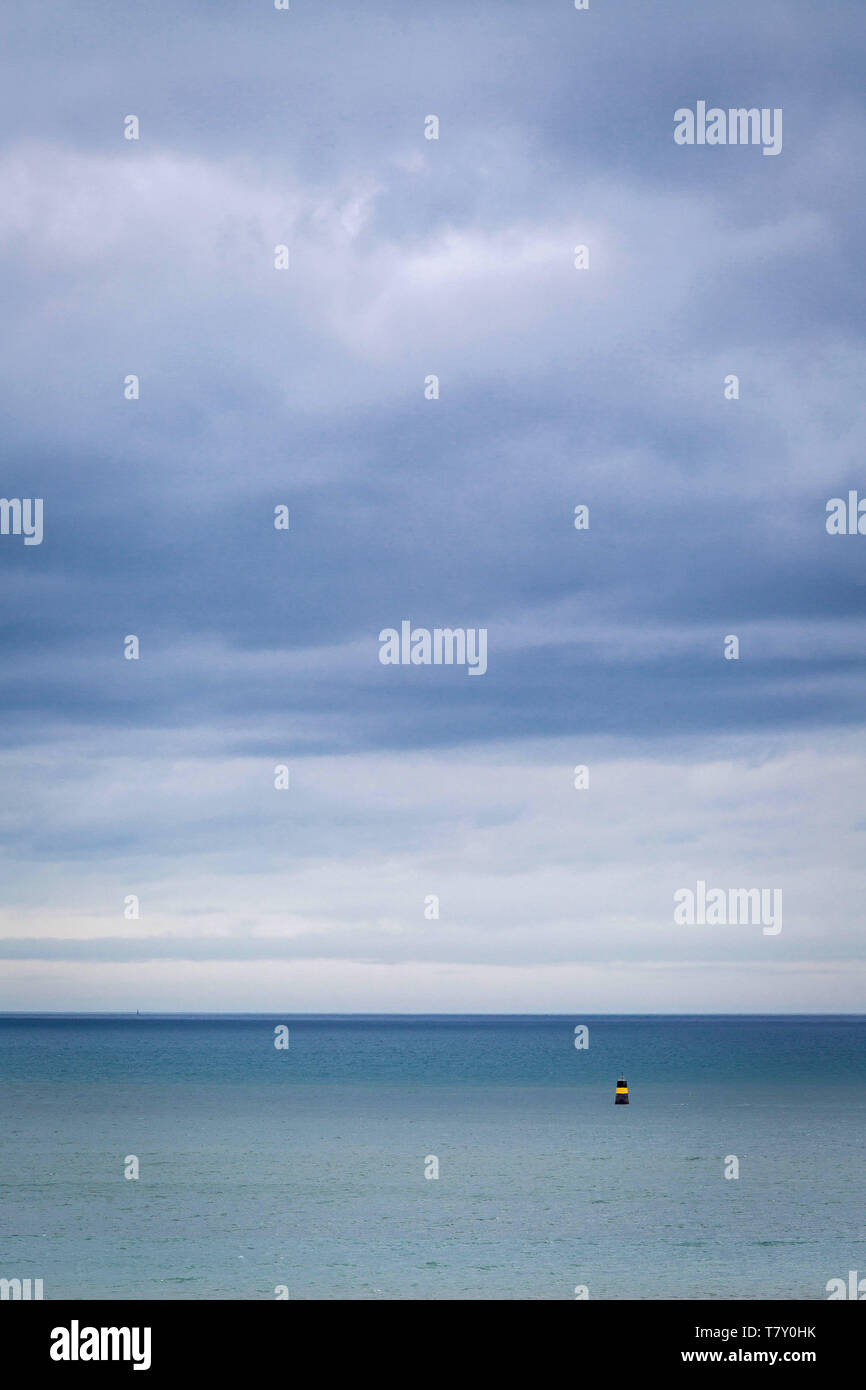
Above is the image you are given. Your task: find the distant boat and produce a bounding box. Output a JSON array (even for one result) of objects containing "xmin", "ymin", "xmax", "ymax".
[{"xmin": 615, "ymin": 1076, "xmax": 629, "ymax": 1105}]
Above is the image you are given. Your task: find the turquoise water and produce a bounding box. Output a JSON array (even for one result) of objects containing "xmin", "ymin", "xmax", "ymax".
[{"xmin": 1, "ymin": 1015, "xmax": 864, "ymax": 1300}]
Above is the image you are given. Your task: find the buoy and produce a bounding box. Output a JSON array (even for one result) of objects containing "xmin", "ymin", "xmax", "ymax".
[{"xmin": 615, "ymin": 1076, "xmax": 629, "ymax": 1105}]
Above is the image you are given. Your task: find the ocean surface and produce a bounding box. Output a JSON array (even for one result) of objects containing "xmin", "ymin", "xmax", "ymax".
[{"xmin": 1, "ymin": 1015, "xmax": 864, "ymax": 1301}]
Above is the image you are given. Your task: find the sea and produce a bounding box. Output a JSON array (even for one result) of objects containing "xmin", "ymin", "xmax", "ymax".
[{"xmin": 1, "ymin": 1015, "xmax": 863, "ymax": 1300}]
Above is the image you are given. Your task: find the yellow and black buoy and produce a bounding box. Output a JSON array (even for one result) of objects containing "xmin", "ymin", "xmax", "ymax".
[{"xmin": 615, "ymin": 1076, "xmax": 629, "ymax": 1105}]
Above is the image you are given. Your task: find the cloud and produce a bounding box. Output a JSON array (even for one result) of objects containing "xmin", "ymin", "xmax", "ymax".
[
  {"xmin": 1, "ymin": 0, "xmax": 864, "ymax": 1008},
  {"xmin": 0, "ymin": 734, "xmax": 863, "ymax": 1003}
]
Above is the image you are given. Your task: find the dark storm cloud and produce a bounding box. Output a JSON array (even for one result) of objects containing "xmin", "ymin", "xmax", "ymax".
[{"xmin": 1, "ymin": 0, "xmax": 865, "ymax": 1002}]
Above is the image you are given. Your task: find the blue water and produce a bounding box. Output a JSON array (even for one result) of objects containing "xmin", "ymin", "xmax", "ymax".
[{"xmin": 1, "ymin": 1015, "xmax": 864, "ymax": 1300}]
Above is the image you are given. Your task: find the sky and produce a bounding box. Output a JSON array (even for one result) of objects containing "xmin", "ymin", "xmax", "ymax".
[{"xmin": 0, "ymin": 0, "xmax": 865, "ymax": 1012}]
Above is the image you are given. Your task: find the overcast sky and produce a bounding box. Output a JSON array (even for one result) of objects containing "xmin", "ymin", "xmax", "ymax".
[{"xmin": 1, "ymin": 0, "xmax": 865, "ymax": 1012}]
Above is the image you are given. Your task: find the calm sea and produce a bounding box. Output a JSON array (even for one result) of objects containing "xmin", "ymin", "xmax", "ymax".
[{"xmin": 1, "ymin": 1015, "xmax": 864, "ymax": 1300}]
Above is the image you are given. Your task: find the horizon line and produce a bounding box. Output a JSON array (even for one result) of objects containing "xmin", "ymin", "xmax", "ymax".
[{"xmin": 1, "ymin": 1010, "xmax": 864, "ymax": 1019}]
